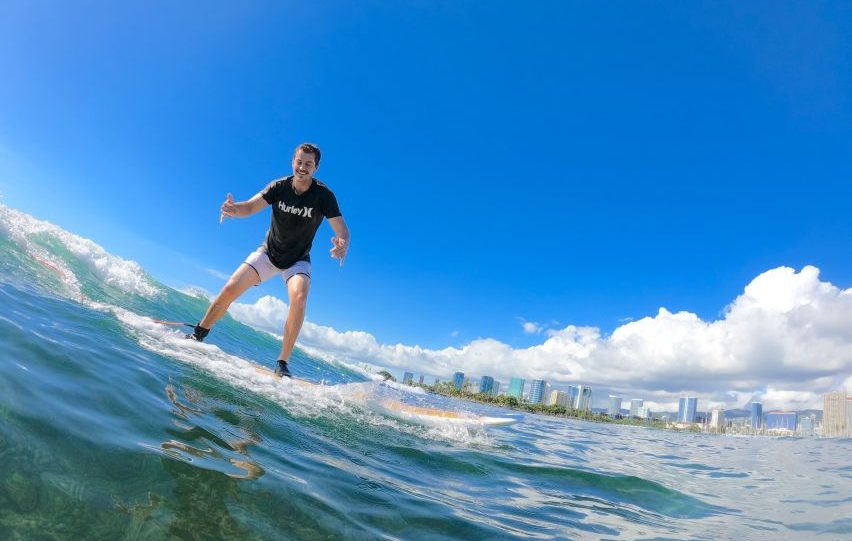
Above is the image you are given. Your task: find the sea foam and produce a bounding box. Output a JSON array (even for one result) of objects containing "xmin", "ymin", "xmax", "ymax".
[
  {"xmin": 107, "ymin": 306, "xmax": 493, "ymax": 445},
  {"xmin": 0, "ymin": 204, "xmax": 161, "ymax": 299}
]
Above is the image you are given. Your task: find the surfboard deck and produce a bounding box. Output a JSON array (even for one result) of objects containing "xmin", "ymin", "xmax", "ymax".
[
  {"xmin": 252, "ymin": 365, "xmax": 517, "ymax": 427},
  {"xmin": 153, "ymin": 319, "xmax": 517, "ymax": 427},
  {"xmin": 253, "ymin": 365, "xmax": 316, "ymax": 387},
  {"xmin": 377, "ymin": 401, "xmax": 518, "ymax": 427}
]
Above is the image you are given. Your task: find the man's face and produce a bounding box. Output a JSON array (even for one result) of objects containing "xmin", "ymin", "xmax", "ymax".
[{"xmin": 292, "ymin": 149, "xmax": 318, "ymax": 181}]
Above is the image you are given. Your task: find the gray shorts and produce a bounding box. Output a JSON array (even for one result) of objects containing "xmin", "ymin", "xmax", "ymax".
[{"xmin": 244, "ymin": 247, "xmax": 311, "ymax": 284}]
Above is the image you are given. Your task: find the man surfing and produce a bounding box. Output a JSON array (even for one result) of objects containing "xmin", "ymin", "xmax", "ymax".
[{"xmin": 188, "ymin": 143, "xmax": 349, "ymax": 378}]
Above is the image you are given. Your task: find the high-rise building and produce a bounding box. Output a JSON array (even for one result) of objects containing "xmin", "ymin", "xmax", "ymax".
[
  {"xmin": 547, "ymin": 390, "xmax": 558, "ymax": 405},
  {"xmin": 492, "ymin": 381, "xmax": 501, "ymax": 397},
  {"xmin": 607, "ymin": 395, "xmax": 622, "ymax": 416},
  {"xmin": 575, "ymin": 385, "xmax": 593, "ymax": 411},
  {"xmin": 823, "ymin": 391, "xmax": 847, "ymax": 438},
  {"xmin": 709, "ymin": 408, "xmax": 725, "ymax": 431},
  {"xmin": 567, "ymin": 386, "xmax": 579, "ymax": 408},
  {"xmin": 847, "ymin": 397, "xmax": 852, "ymax": 438},
  {"xmin": 750, "ymin": 402, "xmax": 763, "ymax": 430},
  {"xmin": 529, "ymin": 379, "xmax": 546, "ymax": 404},
  {"xmin": 549, "ymin": 390, "xmax": 569, "ymax": 407},
  {"xmin": 636, "ymin": 406, "xmax": 652, "ymax": 419},
  {"xmin": 403, "ymin": 372, "xmax": 413, "ymax": 385},
  {"xmin": 677, "ymin": 397, "xmax": 697, "ymax": 423},
  {"xmin": 479, "ymin": 376, "xmax": 494, "ymax": 395},
  {"xmin": 629, "ymin": 399, "xmax": 644, "ymax": 418},
  {"xmin": 508, "ymin": 377, "xmax": 525, "ymax": 399},
  {"xmin": 464, "ymin": 378, "xmax": 480, "ymax": 394},
  {"xmin": 798, "ymin": 415, "xmax": 815, "ymax": 437},
  {"xmin": 764, "ymin": 411, "xmax": 797, "ymax": 432},
  {"xmin": 418, "ymin": 374, "xmax": 424, "ymax": 385},
  {"xmin": 453, "ymin": 372, "xmax": 465, "ymax": 391}
]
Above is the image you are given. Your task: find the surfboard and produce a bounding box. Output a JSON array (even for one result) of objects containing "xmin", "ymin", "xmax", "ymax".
[
  {"xmin": 148, "ymin": 319, "xmax": 518, "ymax": 428},
  {"xmin": 251, "ymin": 365, "xmax": 518, "ymax": 427},
  {"xmin": 375, "ymin": 401, "xmax": 518, "ymax": 427}
]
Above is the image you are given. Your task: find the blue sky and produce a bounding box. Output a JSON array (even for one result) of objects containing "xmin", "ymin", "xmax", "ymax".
[{"xmin": 1, "ymin": 1, "xmax": 850, "ymax": 358}]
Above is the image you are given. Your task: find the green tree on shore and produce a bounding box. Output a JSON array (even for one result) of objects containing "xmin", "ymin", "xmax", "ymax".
[
  {"xmin": 377, "ymin": 370, "xmax": 396, "ymax": 382},
  {"xmin": 415, "ymin": 380, "xmax": 666, "ymax": 428}
]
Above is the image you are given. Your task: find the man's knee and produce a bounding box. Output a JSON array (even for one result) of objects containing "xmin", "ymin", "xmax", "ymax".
[
  {"xmin": 288, "ymin": 281, "xmax": 310, "ymax": 309},
  {"xmin": 290, "ymin": 290, "xmax": 308, "ymax": 309}
]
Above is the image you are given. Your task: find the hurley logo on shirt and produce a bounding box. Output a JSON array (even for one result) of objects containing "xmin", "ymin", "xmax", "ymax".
[{"xmin": 278, "ymin": 202, "xmax": 313, "ymax": 218}]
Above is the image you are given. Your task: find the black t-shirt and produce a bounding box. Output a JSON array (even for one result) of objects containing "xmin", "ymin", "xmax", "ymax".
[{"xmin": 259, "ymin": 176, "xmax": 342, "ymax": 269}]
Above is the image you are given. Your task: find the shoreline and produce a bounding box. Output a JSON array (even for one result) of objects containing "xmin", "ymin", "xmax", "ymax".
[{"xmin": 413, "ymin": 381, "xmax": 677, "ymax": 431}]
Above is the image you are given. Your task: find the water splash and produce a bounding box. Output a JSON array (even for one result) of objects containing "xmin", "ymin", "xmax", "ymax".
[{"xmin": 0, "ymin": 204, "xmax": 161, "ymax": 299}]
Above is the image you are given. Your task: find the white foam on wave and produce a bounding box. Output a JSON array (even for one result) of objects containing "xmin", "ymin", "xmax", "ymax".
[
  {"xmin": 0, "ymin": 204, "xmax": 161, "ymax": 299},
  {"xmin": 113, "ymin": 306, "xmax": 363, "ymax": 412},
  {"xmin": 104, "ymin": 306, "xmax": 493, "ymax": 446},
  {"xmin": 298, "ymin": 344, "xmax": 393, "ymax": 383},
  {"xmin": 298, "ymin": 345, "xmax": 434, "ymax": 397},
  {"xmin": 382, "ymin": 379, "xmax": 428, "ymax": 395},
  {"xmin": 180, "ymin": 286, "xmax": 211, "ymax": 300}
]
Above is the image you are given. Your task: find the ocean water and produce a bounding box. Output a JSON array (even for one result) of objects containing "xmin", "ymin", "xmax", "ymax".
[{"xmin": 1, "ymin": 203, "xmax": 850, "ymax": 541}]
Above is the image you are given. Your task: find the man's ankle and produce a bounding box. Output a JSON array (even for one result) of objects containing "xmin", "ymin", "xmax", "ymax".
[
  {"xmin": 190, "ymin": 324, "xmax": 210, "ymax": 341},
  {"xmin": 275, "ymin": 359, "xmax": 292, "ymax": 378}
]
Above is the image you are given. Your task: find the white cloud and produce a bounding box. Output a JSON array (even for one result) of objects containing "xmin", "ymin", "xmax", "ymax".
[
  {"xmin": 228, "ymin": 294, "xmax": 287, "ymax": 334},
  {"xmin": 227, "ymin": 266, "xmax": 852, "ymax": 411},
  {"xmin": 205, "ymin": 268, "xmax": 231, "ymax": 281},
  {"xmin": 521, "ymin": 321, "xmax": 542, "ymax": 334},
  {"xmin": 752, "ymin": 388, "xmax": 823, "ymax": 412},
  {"xmin": 518, "ymin": 317, "xmax": 556, "ymax": 335}
]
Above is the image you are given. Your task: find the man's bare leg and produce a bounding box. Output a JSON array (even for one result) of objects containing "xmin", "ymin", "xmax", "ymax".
[
  {"xmin": 198, "ymin": 264, "xmax": 260, "ymax": 329},
  {"xmin": 278, "ymin": 274, "xmax": 310, "ymax": 362}
]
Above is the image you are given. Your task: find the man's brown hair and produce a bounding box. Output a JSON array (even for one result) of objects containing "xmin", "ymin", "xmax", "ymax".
[{"xmin": 295, "ymin": 143, "xmax": 321, "ymax": 166}]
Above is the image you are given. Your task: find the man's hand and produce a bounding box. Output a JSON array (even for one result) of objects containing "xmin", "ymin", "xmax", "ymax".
[
  {"xmin": 330, "ymin": 237, "xmax": 348, "ymax": 267},
  {"xmin": 220, "ymin": 193, "xmax": 236, "ymax": 223}
]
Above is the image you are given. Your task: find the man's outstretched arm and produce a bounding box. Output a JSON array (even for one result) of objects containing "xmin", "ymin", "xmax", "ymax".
[
  {"xmin": 220, "ymin": 192, "xmax": 269, "ymax": 222},
  {"xmin": 328, "ymin": 216, "xmax": 350, "ymax": 265}
]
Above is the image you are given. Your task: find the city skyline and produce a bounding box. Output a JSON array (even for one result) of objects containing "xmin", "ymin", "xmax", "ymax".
[
  {"xmin": 379, "ymin": 364, "xmax": 842, "ymax": 415},
  {"xmin": 404, "ymin": 368, "xmax": 845, "ymax": 437},
  {"xmin": 388, "ymin": 365, "xmax": 844, "ymax": 426}
]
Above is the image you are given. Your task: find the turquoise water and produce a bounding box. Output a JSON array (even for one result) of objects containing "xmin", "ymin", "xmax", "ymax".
[{"xmin": 1, "ymin": 204, "xmax": 850, "ymax": 540}]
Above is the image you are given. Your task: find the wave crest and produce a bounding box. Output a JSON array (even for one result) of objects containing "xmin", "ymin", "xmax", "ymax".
[{"xmin": 0, "ymin": 204, "xmax": 161, "ymax": 299}]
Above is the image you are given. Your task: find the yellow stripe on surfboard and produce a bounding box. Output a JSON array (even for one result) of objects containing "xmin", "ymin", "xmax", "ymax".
[{"xmin": 380, "ymin": 402, "xmax": 466, "ymax": 419}]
